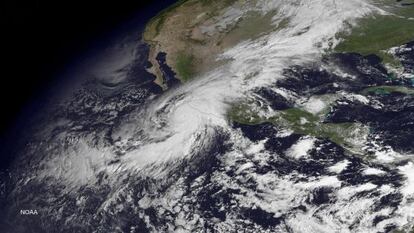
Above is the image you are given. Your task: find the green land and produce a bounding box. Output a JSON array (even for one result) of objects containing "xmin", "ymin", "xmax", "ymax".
[
  {"xmin": 175, "ymin": 52, "xmax": 195, "ymax": 82},
  {"xmin": 228, "ymin": 102, "xmax": 369, "ymax": 153},
  {"xmin": 335, "ymin": 1, "xmax": 414, "ymax": 67},
  {"xmin": 362, "ymin": 85, "xmax": 414, "ymax": 95}
]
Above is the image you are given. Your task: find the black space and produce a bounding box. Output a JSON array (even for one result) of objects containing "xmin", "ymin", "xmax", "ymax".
[{"xmin": 0, "ymin": 0, "xmax": 163, "ymax": 134}]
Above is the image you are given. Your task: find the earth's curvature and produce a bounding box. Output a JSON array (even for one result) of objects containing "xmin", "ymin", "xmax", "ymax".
[{"xmin": 1, "ymin": 0, "xmax": 414, "ymax": 232}]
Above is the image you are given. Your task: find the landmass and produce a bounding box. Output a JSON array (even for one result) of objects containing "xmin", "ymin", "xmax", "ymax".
[
  {"xmin": 335, "ymin": 0, "xmax": 414, "ymax": 67},
  {"xmin": 143, "ymin": 0, "xmax": 285, "ymax": 87}
]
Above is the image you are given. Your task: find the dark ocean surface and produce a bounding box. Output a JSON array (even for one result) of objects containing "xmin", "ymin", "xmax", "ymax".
[{"xmin": 0, "ymin": 0, "xmax": 179, "ymax": 170}]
